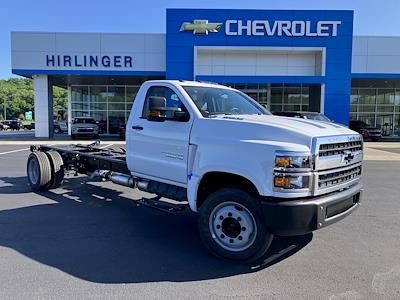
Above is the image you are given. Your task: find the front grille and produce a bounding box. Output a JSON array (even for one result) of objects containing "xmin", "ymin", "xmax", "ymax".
[
  {"xmin": 318, "ymin": 165, "xmax": 362, "ymax": 189},
  {"xmin": 78, "ymin": 128, "xmax": 94, "ymax": 133},
  {"xmin": 319, "ymin": 140, "xmax": 363, "ymax": 157}
]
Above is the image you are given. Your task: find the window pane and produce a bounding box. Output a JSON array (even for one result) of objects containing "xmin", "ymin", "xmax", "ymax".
[
  {"xmin": 284, "ymin": 104, "xmax": 301, "ymax": 111},
  {"xmin": 284, "ymin": 86, "xmax": 302, "ymax": 105},
  {"xmin": 71, "ymin": 86, "xmax": 89, "ymax": 103},
  {"xmin": 376, "ymin": 114, "xmax": 394, "ymax": 135},
  {"xmin": 395, "ymin": 115, "xmax": 400, "ymax": 136},
  {"xmin": 90, "ymin": 86, "xmax": 108, "ymax": 102},
  {"xmin": 350, "ymin": 104, "xmax": 357, "ymax": 112},
  {"xmin": 108, "ymin": 86, "xmax": 125, "ymax": 102},
  {"xmin": 350, "ymin": 113, "xmax": 357, "ymax": 120},
  {"xmin": 376, "ymin": 89, "xmax": 395, "ymax": 104},
  {"xmin": 108, "ymin": 111, "xmax": 125, "ymax": 134},
  {"xmin": 350, "ymin": 89, "xmax": 358, "ymax": 105},
  {"xmin": 142, "ymin": 86, "xmax": 187, "ymax": 118},
  {"xmin": 358, "ymin": 114, "xmax": 375, "ymax": 126},
  {"xmin": 358, "ymin": 105, "xmax": 376, "ymax": 113},
  {"xmin": 269, "ymin": 105, "xmax": 283, "ymax": 112},
  {"xmin": 108, "ymin": 102, "xmax": 125, "ymax": 111},
  {"xmin": 72, "ymin": 102, "xmax": 107, "ymax": 110},
  {"xmin": 358, "ymin": 89, "xmax": 376, "ymax": 105},
  {"xmin": 301, "ymin": 86, "xmax": 310, "ymax": 105},
  {"xmin": 377, "ymin": 105, "xmax": 394, "ymax": 113},
  {"xmin": 270, "ymin": 87, "xmax": 283, "ymax": 104}
]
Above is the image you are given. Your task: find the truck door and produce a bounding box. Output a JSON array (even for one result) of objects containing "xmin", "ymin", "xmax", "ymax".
[{"xmin": 128, "ymin": 85, "xmax": 192, "ymax": 185}]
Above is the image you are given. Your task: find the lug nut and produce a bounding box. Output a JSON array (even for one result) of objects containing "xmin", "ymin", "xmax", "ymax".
[
  {"xmin": 238, "ymin": 236, "xmax": 243, "ymax": 240},
  {"xmin": 219, "ymin": 216, "xmax": 224, "ymax": 220},
  {"xmin": 229, "ymin": 239, "xmax": 234, "ymax": 243},
  {"xmin": 216, "ymin": 224, "xmax": 221, "ymax": 229},
  {"xmin": 237, "ymin": 217, "xmax": 242, "ymax": 221},
  {"xmin": 228, "ymin": 212, "xmax": 232, "ymax": 217},
  {"xmin": 242, "ymin": 227, "xmax": 246, "ymax": 231},
  {"xmin": 220, "ymin": 234, "xmax": 225, "ymax": 238}
]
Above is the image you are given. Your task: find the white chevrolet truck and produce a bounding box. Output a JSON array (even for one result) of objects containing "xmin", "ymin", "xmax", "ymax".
[{"xmin": 26, "ymin": 80, "xmax": 363, "ymax": 262}]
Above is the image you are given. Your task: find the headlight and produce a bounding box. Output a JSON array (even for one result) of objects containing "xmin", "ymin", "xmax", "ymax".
[
  {"xmin": 275, "ymin": 152, "xmax": 311, "ymax": 170},
  {"xmin": 274, "ymin": 174, "xmax": 310, "ymax": 189}
]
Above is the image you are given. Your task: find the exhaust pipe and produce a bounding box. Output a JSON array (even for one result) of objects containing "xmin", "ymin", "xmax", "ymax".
[
  {"xmin": 137, "ymin": 180, "xmax": 149, "ymax": 192},
  {"xmin": 110, "ymin": 173, "xmax": 136, "ymax": 188}
]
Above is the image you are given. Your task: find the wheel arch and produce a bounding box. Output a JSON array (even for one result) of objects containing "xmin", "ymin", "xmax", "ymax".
[{"xmin": 195, "ymin": 171, "xmax": 260, "ymax": 210}]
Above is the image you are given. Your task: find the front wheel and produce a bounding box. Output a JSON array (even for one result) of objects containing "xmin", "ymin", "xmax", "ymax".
[{"xmin": 198, "ymin": 187, "xmax": 273, "ymax": 262}]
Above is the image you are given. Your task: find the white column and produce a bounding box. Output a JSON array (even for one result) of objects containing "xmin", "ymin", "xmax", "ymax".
[
  {"xmin": 67, "ymin": 86, "xmax": 72, "ymax": 136},
  {"xmin": 320, "ymin": 84, "xmax": 325, "ymax": 113},
  {"xmin": 33, "ymin": 75, "xmax": 52, "ymax": 138}
]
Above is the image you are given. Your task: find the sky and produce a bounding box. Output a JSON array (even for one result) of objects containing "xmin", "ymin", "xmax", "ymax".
[{"xmin": 1, "ymin": 0, "xmax": 400, "ymax": 79}]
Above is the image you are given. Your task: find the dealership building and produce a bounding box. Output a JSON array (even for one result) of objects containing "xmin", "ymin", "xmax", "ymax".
[{"xmin": 10, "ymin": 9, "xmax": 400, "ymax": 137}]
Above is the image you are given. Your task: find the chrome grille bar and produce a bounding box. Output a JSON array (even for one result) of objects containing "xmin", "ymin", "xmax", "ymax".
[
  {"xmin": 318, "ymin": 165, "xmax": 362, "ymax": 189},
  {"xmin": 319, "ymin": 141, "xmax": 363, "ymax": 157}
]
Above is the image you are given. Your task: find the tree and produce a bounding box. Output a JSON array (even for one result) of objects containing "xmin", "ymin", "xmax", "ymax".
[{"xmin": 0, "ymin": 78, "xmax": 67, "ymax": 121}]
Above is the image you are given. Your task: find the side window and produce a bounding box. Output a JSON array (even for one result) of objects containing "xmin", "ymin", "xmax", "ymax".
[{"xmin": 141, "ymin": 86, "xmax": 188, "ymax": 119}]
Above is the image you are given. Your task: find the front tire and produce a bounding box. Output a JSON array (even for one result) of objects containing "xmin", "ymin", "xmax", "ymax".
[{"xmin": 198, "ymin": 187, "xmax": 273, "ymax": 262}]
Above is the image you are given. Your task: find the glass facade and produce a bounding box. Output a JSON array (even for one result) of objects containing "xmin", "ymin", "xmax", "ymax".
[
  {"xmin": 350, "ymin": 88, "xmax": 400, "ymax": 136},
  {"xmin": 71, "ymin": 85, "xmax": 139, "ymax": 134},
  {"xmin": 229, "ymin": 83, "xmax": 321, "ymax": 113}
]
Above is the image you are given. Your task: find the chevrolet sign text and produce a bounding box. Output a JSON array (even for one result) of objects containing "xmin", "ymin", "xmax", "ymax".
[{"xmin": 225, "ymin": 20, "xmax": 341, "ymax": 37}]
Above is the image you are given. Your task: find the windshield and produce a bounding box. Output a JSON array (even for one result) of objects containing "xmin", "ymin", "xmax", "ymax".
[
  {"xmin": 183, "ymin": 86, "xmax": 269, "ymax": 117},
  {"xmin": 303, "ymin": 113, "xmax": 331, "ymax": 122}
]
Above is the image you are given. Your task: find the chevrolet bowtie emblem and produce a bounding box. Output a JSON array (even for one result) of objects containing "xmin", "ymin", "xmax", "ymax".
[{"xmin": 180, "ymin": 20, "xmax": 222, "ymax": 35}]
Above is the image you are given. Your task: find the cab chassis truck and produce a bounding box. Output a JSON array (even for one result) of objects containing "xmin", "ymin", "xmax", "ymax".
[{"xmin": 26, "ymin": 80, "xmax": 363, "ymax": 262}]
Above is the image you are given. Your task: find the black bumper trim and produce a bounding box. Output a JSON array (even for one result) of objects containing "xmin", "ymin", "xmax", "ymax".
[{"xmin": 261, "ymin": 182, "xmax": 362, "ymax": 236}]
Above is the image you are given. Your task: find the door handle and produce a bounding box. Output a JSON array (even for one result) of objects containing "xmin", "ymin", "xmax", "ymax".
[{"xmin": 132, "ymin": 125, "xmax": 143, "ymax": 131}]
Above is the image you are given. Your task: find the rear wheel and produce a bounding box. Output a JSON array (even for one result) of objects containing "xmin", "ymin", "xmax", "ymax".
[
  {"xmin": 198, "ymin": 187, "xmax": 273, "ymax": 262},
  {"xmin": 46, "ymin": 151, "xmax": 64, "ymax": 189},
  {"xmin": 27, "ymin": 152, "xmax": 52, "ymax": 191}
]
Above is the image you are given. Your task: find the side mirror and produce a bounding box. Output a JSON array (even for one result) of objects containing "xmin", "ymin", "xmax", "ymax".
[{"xmin": 147, "ymin": 96, "xmax": 189, "ymax": 122}]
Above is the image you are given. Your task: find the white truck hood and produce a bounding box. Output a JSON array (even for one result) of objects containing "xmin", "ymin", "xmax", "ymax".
[
  {"xmin": 191, "ymin": 114, "xmax": 360, "ymax": 152},
  {"xmin": 229, "ymin": 114, "xmax": 354, "ymax": 137}
]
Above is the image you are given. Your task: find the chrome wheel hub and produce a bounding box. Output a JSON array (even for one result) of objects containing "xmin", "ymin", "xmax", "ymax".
[{"xmin": 209, "ymin": 201, "xmax": 257, "ymax": 252}]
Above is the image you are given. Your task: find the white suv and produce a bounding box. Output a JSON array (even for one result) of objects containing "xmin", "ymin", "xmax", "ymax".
[{"xmin": 71, "ymin": 117, "xmax": 99, "ymax": 140}]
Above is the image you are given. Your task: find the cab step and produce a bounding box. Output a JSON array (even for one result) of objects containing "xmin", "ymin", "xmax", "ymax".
[{"xmin": 137, "ymin": 196, "xmax": 188, "ymax": 214}]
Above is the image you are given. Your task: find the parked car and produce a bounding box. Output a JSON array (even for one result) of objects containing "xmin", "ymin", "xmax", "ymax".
[
  {"xmin": 71, "ymin": 117, "xmax": 99, "ymax": 140},
  {"xmin": 273, "ymin": 111, "xmax": 333, "ymax": 122},
  {"xmin": 3, "ymin": 119, "xmax": 24, "ymax": 130},
  {"xmin": 349, "ymin": 120, "xmax": 382, "ymax": 141},
  {"xmin": 53, "ymin": 121, "xmax": 68, "ymax": 133},
  {"xmin": 24, "ymin": 122, "xmax": 35, "ymax": 130},
  {"xmin": 0, "ymin": 122, "xmax": 10, "ymax": 130}
]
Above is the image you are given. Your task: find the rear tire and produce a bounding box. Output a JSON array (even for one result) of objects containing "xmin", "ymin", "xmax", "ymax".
[
  {"xmin": 198, "ymin": 187, "xmax": 273, "ymax": 263},
  {"xmin": 27, "ymin": 152, "xmax": 52, "ymax": 191},
  {"xmin": 46, "ymin": 151, "xmax": 64, "ymax": 189}
]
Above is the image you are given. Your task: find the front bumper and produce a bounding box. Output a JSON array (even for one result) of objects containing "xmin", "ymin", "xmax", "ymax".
[{"xmin": 261, "ymin": 182, "xmax": 362, "ymax": 236}]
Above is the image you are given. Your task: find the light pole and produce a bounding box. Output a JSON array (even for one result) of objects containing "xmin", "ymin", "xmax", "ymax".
[{"xmin": 3, "ymin": 98, "xmax": 5, "ymax": 120}]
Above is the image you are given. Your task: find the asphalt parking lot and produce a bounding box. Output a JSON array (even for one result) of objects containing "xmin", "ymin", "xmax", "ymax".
[{"xmin": 0, "ymin": 142, "xmax": 399, "ymax": 299}]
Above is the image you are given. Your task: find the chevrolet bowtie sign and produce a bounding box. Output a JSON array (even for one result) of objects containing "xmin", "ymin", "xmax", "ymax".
[
  {"xmin": 180, "ymin": 19, "xmax": 341, "ymax": 37},
  {"xmin": 180, "ymin": 20, "xmax": 222, "ymax": 35}
]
